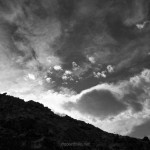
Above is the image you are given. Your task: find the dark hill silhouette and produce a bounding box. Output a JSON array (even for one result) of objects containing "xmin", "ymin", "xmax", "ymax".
[{"xmin": 0, "ymin": 93, "xmax": 150, "ymax": 150}]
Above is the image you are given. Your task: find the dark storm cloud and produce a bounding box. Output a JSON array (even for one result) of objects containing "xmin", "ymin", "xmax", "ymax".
[
  {"xmin": 63, "ymin": 89, "xmax": 127, "ymax": 119},
  {"xmin": 47, "ymin": 0, "xmax": 150, "ymax": 92},
  {"xmin": 129, "ymin": 119, "xmax": 150, "ymax": 138}
]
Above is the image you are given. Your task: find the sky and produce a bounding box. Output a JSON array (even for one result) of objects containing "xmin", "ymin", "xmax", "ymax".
[{"xmin": 0, "ymin": 0, "xmax": 150, "ymax": 138}]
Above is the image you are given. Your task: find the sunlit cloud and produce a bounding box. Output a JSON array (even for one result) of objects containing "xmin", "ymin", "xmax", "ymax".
[{"xmin": 1, "ymin": 0, "xmax": 150, "ymax": 139}]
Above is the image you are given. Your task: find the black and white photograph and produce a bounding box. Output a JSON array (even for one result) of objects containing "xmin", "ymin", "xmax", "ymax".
[{"xmin": 0, "ymin": 0, "xmax": 150, "ymax": 149}]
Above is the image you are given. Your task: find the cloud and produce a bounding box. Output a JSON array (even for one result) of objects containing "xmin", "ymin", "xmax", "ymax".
[
  {"xmin": 123, "ymin": 0, "xmax": 147, "ymax": 26},
  {"xmin": 0, "ymin": 0, "xmax": 150, "ymax": 94},
  {"xmin": 63, "ymin": 89, "xmax": 127, "ymax": 119},
  {"xmin": 62, "ymin": 69, "xmax": 150, "ymax": 135},
  {"xmin": 129, "ymin": 119, "xmax": 150, "ymax": 138},
  {"xmin": 0, "ymin": 0, "xmax": 150, "ymax": 138},
  {"xmin": 0, "ymin": 0, "xmax": 62, "ymax": 66},
  {"xmin": 63, "ymin": 69, "xmax": 150, "ymax": 116},
  {"xmin": 0, "ymin": 0, "xmax": 63, "ymax": 95}
]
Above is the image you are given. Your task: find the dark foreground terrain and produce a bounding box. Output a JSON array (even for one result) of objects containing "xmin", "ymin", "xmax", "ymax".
[{"xmin": 0, "ymin": 93, "xmax": 150, "ymax": 150}]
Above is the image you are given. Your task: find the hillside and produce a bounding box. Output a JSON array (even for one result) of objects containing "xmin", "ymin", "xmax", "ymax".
[{"xmin": 0, "ymin": 93, "xmax": 150, "ymax": 150}]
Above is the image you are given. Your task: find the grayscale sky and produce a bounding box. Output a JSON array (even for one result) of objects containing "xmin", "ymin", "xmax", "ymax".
[{"xmin": 0, "ymin": 0, "xmax": 150, "ymax": 138}]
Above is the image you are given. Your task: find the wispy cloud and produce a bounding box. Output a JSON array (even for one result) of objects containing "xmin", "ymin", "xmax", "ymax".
[{"xmin": 0, "ymin": 0, "xmax": 150, "ymax": 138}]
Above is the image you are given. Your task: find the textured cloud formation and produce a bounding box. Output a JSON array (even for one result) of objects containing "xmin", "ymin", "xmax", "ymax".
[
  {"xmin": 1, "ymin": 0, "xmax": 150, "ymax": 93},
  {"xmin": 129, "ymin": 119, "xmax": 150, "ymax": 138},
  {"xmin": 63, "ymin": 69, "xmax": 150, "ymax": 136},
  {"xmin": 0, "ymin": 0, "xmax": 64, "ymax": 97},
  {"xmin": 64, "ymin": 89, "xmax": 127, "ymax": 119},
  {"xmin": 1, "ymin": 0, "xmax": 150, "ymax": 138}
]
